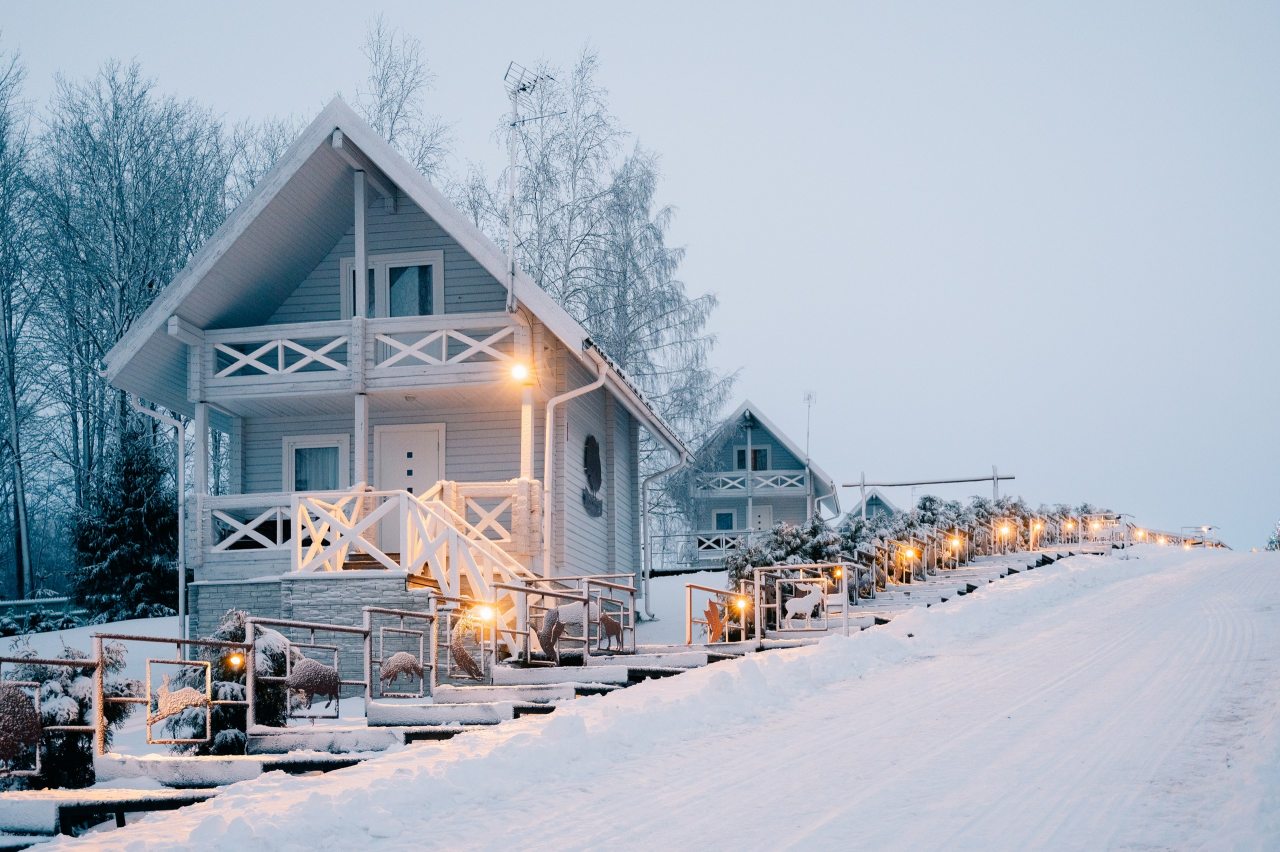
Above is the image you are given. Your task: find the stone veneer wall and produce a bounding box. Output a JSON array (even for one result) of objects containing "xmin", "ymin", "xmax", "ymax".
[{"xmin": 189, "ymin": 572, "xmax": 436, "ymax": 685}]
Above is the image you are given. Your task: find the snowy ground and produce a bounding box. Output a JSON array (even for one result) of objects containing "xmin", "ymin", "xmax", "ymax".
[
  {"xmin": 39, "ymin": 548, "xmax": 1280, "ymax": 849},
  {"xmin": 4, "ymin": 616, "xmax": 180, "ymax": 757}
]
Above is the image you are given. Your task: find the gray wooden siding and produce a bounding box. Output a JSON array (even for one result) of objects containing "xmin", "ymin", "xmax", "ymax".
[
  {"xmin": 268, "ymin": 194, "xmax": 507, "ymax": 325},
  {"xmin": 612, "ymin": 401, "xmax": 640, "ymax": 575},
  {"xmin": 240, "ymin": 393, "xmax": 541, "ymax": 492},
  {"xmin": 555, "ymin": 350, "xmax": 610, "ymax": 575},
  {"xmin": 707, "ymin": 420, "xmax": 804, "ymax": 471},
  {"xmin": 696, "ymin": 495, "xmax": 809, "ymax": 530}
]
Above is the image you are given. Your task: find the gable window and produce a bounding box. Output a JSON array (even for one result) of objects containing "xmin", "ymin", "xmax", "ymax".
[
  {"xmin": 714, "ymin": 510, "xmax": 736, "ymax": 531},
  {"xmin": 734, "ymin": 446, "xmax": 770, "ymax": 471},
  {"xmin": 341, "ymin": 250, "xmax": 445, "ymax": 319},
  {"xmin": 284, "ymin": 435, "xmax": 350, "ymax": 492}
]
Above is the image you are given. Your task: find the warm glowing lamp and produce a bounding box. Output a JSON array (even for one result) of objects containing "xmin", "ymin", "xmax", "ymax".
[{"xmin": 510, "ymin": 363, "xmax": 530, "ymax": 382}]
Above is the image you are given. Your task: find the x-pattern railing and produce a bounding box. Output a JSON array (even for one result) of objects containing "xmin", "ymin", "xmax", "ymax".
[
  {"xmin": 211, "ymin": 505, "xmax": 290, "ymax": 551},
  {"xmin": 374, "ymin": 325, "xmax": 515, "ymax": 369},
  {"xmin": 696, "ymin": 470, "xmax": 809, "ymax": 492},
  {"xmin": 213, "ymin": 335, "xmax": 349, "ymax": 378}
]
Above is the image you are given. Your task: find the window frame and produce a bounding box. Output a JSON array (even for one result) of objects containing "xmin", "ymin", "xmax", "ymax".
[
  {"xmin": 713, "ymin": 510, "xmax": 737, "ymax": 532},
  {"xmin": 282, "ymin": 434, "xmax": 351, "ymax": 493},
  {"xmin": 733, "ymin": 445, "xmax": 770, "ymax": 472},
  {"xmin": 340, "ymin": 250, "xmax": 446, "ymax": 319}
]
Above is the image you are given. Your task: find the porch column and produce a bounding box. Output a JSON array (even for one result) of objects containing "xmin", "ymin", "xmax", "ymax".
[
  {"xmin": 353, "ymin": 169, "xmax": 370, "ymax": 486},
  {"xmin": 193, "ymin": 401, "xmax": 209, "ymax": 568},
  {"xmin": 519, "ymin": 386, "xmax": 534, "ymax": 480}
]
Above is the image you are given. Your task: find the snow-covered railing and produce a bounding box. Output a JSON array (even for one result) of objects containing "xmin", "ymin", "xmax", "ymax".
[
  {"xmin": 0, "ymin": 653, "xmax": 101, "ymax": 778},
  {"xmin": 693, "ymin": 469, "xmax": 809, "ymax": 496},
  {"xmin": 749, "ymin": 565, "xmax": 850, "ymax": 639},
  {"xmin": 684, "ymin": 582, "xmax": 751, "ymax": 645},
  {"xmin": 419, "ymin": 478, "xmax": 542, "ymax": 557},
  {"xmin": 293, "ymin": 486, "xmax": 538, "ymax": 655}
]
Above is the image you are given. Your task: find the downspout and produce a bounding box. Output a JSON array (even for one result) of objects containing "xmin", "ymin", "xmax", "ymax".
[
  {"xmin": 542, "ymin": 359, "xmax": 607, "ymax": 578},
  {"xmin": 640, "ymin": 452, "xmax": 688, "ymax": 620}
]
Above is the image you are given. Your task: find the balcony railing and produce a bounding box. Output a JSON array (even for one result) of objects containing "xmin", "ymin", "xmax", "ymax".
[
  {"xmin": 197, "ymin": 312, "xmax": 528, "ymax": 401},
  {"xmin": 693, "ymin": 469, "xmax": 809, "ymax": 497},
  {"xmin": 199, "ymin": 479, "xmax": 541, "ymax": 567}
]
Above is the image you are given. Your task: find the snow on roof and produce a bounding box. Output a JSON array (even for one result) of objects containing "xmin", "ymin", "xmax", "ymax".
[{"xmin": 103, "ymin": 97, "xmax": 686, "ymax": 456}]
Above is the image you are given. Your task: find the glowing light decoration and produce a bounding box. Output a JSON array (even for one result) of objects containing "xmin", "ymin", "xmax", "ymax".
[
  {"xmin": 510, "ymin": 363, "xmax": 530, "ymax": 382},
  {"xmin": 224, "ymin": 652, "xmax": 245, "ymax": 671}
]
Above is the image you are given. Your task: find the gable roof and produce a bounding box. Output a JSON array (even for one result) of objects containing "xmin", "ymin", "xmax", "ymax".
[
  {"xmin": 103, "ymin": 97, "xmax": 685, "ymax": 456},
  {"xmin": 697, "ymin": 399, "xmax": 839, "ymax": 513},
  {"xmin": 848, "ymin": 487, "xmax": 900, "ymax": 518}
]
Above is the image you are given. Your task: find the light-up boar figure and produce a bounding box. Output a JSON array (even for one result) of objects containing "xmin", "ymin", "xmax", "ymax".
[
  {"xmin": 0, "ymin": 682, "xmax": 41, "ymax": 768},
  {"xmin": 285, "ymin": 656, "xmax": 341, "ymax": 709},
  {"xmin": 150, "ymin": 674, "xmax": 210, "ymax": 725},
  {"xmin": 379, "ymin": 651, "xmax": 424, "ymax": 687}
]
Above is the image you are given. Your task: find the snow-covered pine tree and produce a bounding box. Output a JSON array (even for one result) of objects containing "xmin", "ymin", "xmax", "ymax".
[
  {"xmin": 161, "ymin": 609, "xmax": 288, "ymax": 755},
  {"xmin": 1266, "ymin": 521, "xmax": 1280, "ymax": 551},
  {"xmin": 0, "ymin": 637, "xmax": 136, "ymax": 789},
  {"xmin": 73, "ymin": 428, "xmax": 177, "ymax": 623}
]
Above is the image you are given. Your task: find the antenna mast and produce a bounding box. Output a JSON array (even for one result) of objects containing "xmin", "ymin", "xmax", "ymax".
[{"xmin": 502, "ymin": 62, "xmax": 556, "ymax": 314}]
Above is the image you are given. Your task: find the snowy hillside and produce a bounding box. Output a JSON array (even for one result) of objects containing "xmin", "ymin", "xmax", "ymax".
[{"xmin": 49, "ymin": 547, "xmax": 1280, "ymax": 850}]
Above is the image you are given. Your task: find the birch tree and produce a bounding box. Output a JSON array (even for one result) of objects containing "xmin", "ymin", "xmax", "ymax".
[{"xmin": 356, "ymin": 15, "xmax": 450, "ymax": 180}]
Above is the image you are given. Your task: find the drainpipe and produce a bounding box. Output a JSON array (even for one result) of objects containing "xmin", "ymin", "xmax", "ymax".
[
  {"xmin": 542, "ymin": 360, "xmax": 607, "ymax": 577},
  {"xmin": 640, "ymin": 452, "xmax": 688, "ymax": 620},
  {"xmin": 130, "ymin": 397, "xmax": 187, "ymax": 640}
]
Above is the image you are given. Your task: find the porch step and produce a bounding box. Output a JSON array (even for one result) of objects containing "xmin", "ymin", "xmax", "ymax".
[
  {"xmin": 366, "ymin": 699, "xmax": 514, "ymax": 727},
  {"xmin": 0, "ymin": 787, "xmax": 218, "ymax": 836},
  {"xmin": 246, "ymin": 724, "xmax": 474, "ymax": 753},
  {"xmin": 491, "ymin": 665, "xmax": 632, "ymax": 686},
  {"xmin": 94, "ymin": 752, "xmax": 364, "ymax": 788},
  {"xmin": 432, "ymin": 683, "xmax": 581, "ymax": 703}
]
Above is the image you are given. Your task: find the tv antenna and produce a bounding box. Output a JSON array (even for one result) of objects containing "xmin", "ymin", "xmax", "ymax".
[
  {"xmin": 803, "ymin": 391, "xmax": 816, "ymax": 463},
  {"xmin": 502, "ymin": 62, "xmax": 562, "ymax": 312}
]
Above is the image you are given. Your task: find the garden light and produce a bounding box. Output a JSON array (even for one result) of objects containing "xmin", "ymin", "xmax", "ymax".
[
  {"xmin": 473, "ymin": 605, "xmax": 496, "ymax": 623},
  {"xmin": 224, "ymin": 652, "xmax": 245, "ymax": 670},
  {"xmin": 735, "ymin": 597, "xmax": 748, "ymax": 611},
  {"xmin": 510, "ymin": 363, "xmax": 530, "ymax": 382}
]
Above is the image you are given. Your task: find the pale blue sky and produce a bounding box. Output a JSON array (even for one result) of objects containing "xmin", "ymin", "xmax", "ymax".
[{"xmin": 6, "ymin": 1, "xmax": 1278, "ymax": 545}]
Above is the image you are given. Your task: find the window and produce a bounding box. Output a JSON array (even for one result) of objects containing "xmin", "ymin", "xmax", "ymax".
[
  {"xmin": 283, "ymin": 435, "xmax": 350, "ymax": 492},
  {"xmin": 734, "ymin": 446, "xmax": 770, "ymax": 471},
  {"xmin": 341, "ymin": 250, "xmax": 445, "ymax": 319},
  {"xmin": 714, "ymin": 511, "xmax": 736, "ymax": 531}
]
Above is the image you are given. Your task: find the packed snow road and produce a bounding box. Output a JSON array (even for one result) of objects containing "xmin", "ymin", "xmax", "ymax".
[{"xmin": 59, "ymin": 547, "xmax": 1280, "ymax": 850}]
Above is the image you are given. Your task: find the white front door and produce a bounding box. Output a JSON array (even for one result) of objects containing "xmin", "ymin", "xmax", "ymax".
[
  {"xmin": 375, "ymin": 424, "xmax": 444, "ymax": 551},
  {"xmin": 751, "ymin": 504, "xmax": 773, "ymax": 531}
]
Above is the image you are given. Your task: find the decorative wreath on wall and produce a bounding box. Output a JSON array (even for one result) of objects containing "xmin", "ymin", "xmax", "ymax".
[{"xmin": 582, "ymin": 435, "xmax": 604, "ymax": 517}]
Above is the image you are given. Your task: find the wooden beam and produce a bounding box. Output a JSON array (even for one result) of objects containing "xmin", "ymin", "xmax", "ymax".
[
  {"xmin": 166, "ymin": 315, "xmax": 204, "ymax": 346},
  {"xmin": 332, "ymin": 129, "xmax": 396, "ymax": 211}
]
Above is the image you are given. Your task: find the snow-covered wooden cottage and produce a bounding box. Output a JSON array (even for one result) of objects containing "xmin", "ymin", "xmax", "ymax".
[
  {"xmin": 685, "ymin": 400, "xmax": 838, "ymax": 565},
  {"xmin": 103, "ymin": 97, "xmax": 687, "ymax": 637}
]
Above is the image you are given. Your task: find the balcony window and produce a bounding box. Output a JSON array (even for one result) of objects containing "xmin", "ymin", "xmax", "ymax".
[
  {"xmin": 714, "ymin": 511, "xmax": 735, "ymax": 531},
  {"xmin": 734, "ymin": 446, "xmax": 769, "ymax": 471},
  {"xmin": 341, "ymin": 250, "xmax": 445, "ymax": 319}
]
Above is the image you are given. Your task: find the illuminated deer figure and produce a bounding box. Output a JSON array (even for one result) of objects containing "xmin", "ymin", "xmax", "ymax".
[
  {"xmin": 150, "ymin": 674, "xmax": 210, "ymax": 724},
  {"xmin": 783, "ymin": 584, "xmax": 825, "ymax": 629}
]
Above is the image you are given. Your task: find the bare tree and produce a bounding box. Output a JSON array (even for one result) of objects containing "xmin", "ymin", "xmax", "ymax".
[
  {"xmin": 34, "ymin": 61, "xmax": 233, "ymax": 509},
  {"xmin": 356, "ymin": 15, "xmax": 450, "ymax": 180},
  {"xmin": 228, "ymin": 115, "xmax": 304, "ymax": 206},
  {"xmin": 0, "ymin": 45, "xmax": 37, "ymax": 596}
]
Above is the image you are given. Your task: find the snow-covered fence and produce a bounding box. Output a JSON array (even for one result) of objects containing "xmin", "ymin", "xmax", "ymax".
[
  {"xmin": 683, "ymin": 582, "xmax": 750, "ymax": 645},
  {"xmin": 0, "ymin": 654, "xmax": 98, "ymax": 778},
  {"xmin": 748, "ymin": 564, "xmax": 851, "ymax": 640},
  {"xmin": 89, "ymin": 632, "xmax": 252, "ymax": 752}
]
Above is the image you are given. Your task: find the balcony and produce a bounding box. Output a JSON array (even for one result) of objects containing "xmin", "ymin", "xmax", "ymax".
[
  {"xmin": 692, "ymin": 469, "xmax": 809, "ymax": 498},
  {"xmin": 196, "ymin": 312, "xmax": 528, "ymax": 404},
  {"xmin": 197, "ymin": 478, "xmax": 542, "ymax": 576}
]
